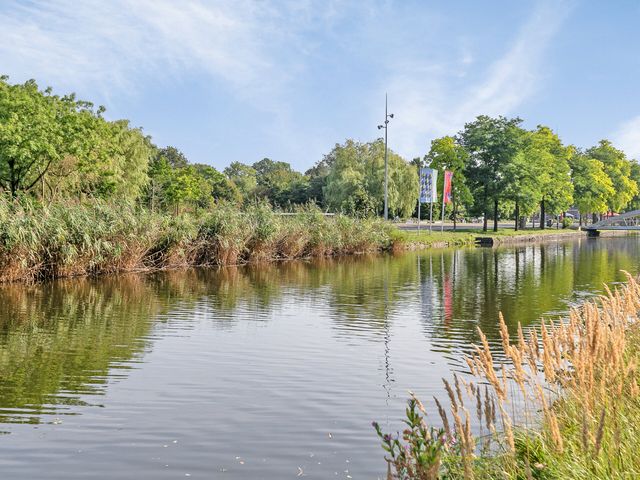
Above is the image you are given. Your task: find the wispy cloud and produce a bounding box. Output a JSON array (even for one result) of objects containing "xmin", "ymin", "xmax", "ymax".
[
  {"xmin": 384, "ymin": 1, "xmax": 573, "ymax": 158},
  {"xmin": 0, "ymin": 0, "xmax": 320, "ymax": 101},
  {"xmin": 0, "ymin": 0, "xmax": 574, "ymax": 167},
  {"xmin": 612, "ymin": 116, "xmax": 640, "ymax": 161}
]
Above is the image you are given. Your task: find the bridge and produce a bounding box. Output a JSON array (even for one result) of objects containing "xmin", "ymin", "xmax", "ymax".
[{"xmin": 584, "ymin": 210, "xmax": 640, "ymax": 236}]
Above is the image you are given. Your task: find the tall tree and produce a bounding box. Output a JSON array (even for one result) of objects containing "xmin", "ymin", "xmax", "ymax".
[
  {"xmin": 502, "ymin": 150, "xmax": 543, "ymax": 230},
  {"xmin": 224, "ymin": 161, "xmax": 257, "ymax": 202},
  {"xmin": 0, "ymin": 78, "xmax": 78, "ymax": 196},
  {"xmin": 193, "ymin": 163, "xmax": 241, "ymax": 203},
  {"xmin": 155, "ymin": 146, "xmax": 189, "ymax": 169},
  {"xmin": 458, "ymin": 115, "xmax": 523, "ymax": 231},
  {"xmin": 252, "ymin": 158, "xmax": 306, "ymax": 208},
  {"xmin": 323, "ymin": 139, "xmax": 418, "ymax": 218},
  {"xmin": 570, "ymin": 153, "xmax": 615, "ymax": 224},
  {"xmin": 586, "ymin": 140, "xmax": 638, "ymax": 213},
  {"xmin": 425, "ymin": 136, "xmax": 471, "ymax": 230},
  {"xmin": 525, "ymin": 126, "xmax": 573, "ymax": 229}
]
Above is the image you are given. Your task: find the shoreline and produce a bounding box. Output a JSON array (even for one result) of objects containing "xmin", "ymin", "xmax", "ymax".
[
  {"xmin": 3, "ymin": 217, "xmax": 634, "ymax": 284},
  {"xmin": 396, "ymin": 228, "xmax": 634, "ymax": 251}
]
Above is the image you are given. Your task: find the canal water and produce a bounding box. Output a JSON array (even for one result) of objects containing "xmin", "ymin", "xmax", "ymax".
[{"xmin": 0, "ymin": 236, "xmax": 638, "ymax": 479}]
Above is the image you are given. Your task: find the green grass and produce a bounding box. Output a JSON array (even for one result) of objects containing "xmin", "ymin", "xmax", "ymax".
[{"xmin": 394, "ymin": 226, "xmax": 581, "ymax": 247}]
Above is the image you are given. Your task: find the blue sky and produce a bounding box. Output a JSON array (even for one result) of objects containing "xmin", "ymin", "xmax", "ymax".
[{"xmin": 2, "ymin": 0, "xmax": 640, "ymax": 171}]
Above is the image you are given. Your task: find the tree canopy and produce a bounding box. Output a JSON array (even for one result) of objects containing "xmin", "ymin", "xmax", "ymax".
[{"xmin": 2, "ymin": 77, "xmax": 639, "ymax": 229}]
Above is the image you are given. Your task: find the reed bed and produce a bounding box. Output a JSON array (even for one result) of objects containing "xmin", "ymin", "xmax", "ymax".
[
  {"xmin": 377, "ymin": 273, "xmax": 640, "ymax": 479},
  {"xmin": 0, "ymin": 199, "xmax": 397, "ymax": 282}
]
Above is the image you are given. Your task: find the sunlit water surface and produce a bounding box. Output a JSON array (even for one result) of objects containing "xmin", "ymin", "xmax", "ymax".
[{"xmin": 0, "ymin": 236, "xmax": 638, "ymax": 479}]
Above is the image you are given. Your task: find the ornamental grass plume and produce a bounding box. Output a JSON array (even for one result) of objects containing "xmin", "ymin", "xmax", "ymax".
[{"xmin": 376, "ymin": 272, "xmax": 640, "ymax": 479}]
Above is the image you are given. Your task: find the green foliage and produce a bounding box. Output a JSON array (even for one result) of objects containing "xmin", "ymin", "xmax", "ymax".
[
  {"xmin": 0, "ymin": 77, "xmax": 151, "ymax": 200},
  {"xmin": 252, "ymin": 157, "xmax": 308, "ymax": 208},
  {"xmin": 374, "ymin": 397, "xmax": 448, "ymax": 479},
  {"xmin": 586, "ymin": 140, "xmax": 638, "ymax": 212},
  {"xmin": 426, "ymin": 136, "xmax": 472, "ymax": 225},
  {"xmin": 569, "ymin": 154, "xmax": 615, "ymax": 216},
  {"xmin": 224, "ymin": 161, "xmax": 258, "ymax": 201},
  {"xmin": 193, "ymin": 163, "xmax": 241, "ymax": 203},
  {"xmin": 528, "ymin": 126, "xmax": 574, "ymax": 216},
  {"xmin": 458, "ymin": 115, "xmax": 524, "ymax": 226},
  {"xmin": 322, "ymin": 139, "xmax": 418, "ymax": 218}
]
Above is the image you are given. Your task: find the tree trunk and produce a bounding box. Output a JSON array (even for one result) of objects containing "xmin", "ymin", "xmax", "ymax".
[
  {"xmin": 540, "ymin": 200, "xmax": 546, "ymax": 230},
  {"xmin": 482, "ymin": 185, "xmax": 488, "ymax": 232},
  {"xmin": 493, "ymin": 199, "xmax": 498, "ymax": 232},
  {"xmin": 592, "ymin": 212, "xmax": 598, "ymax": 224},
  {"xmin": 452, "ymin": 188, "xmax": 457, "ymax": 231},
  {"xmin": 514, "ymin": 200, "xmax": 520, "ymax": 231},
  {"xmin": 9, "ymin": 159, "xmax": 17, "ymax": 198}
]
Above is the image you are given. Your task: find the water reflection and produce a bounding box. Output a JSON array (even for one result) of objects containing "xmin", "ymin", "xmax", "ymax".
[{"xmin": 0, "ymin": 236, "xmax": 638, "ymax": 478}]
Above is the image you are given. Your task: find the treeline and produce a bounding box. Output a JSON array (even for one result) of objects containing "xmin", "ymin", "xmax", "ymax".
[
  {"xmin": 0, "ymin": 77, "xmax": 417, "ymax": 218},
  {"xmin": 1, "ymin": 77, "xmax": 639, "ymax": 232},
  {"xmin": 425, "ymin": 116, "xmax": 640, "ymax": 231}
]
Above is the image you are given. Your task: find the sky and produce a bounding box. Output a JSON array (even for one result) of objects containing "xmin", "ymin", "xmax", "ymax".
[{"xmin": 1, "ymin": 0, "xmax": 640, "ymax": 172}]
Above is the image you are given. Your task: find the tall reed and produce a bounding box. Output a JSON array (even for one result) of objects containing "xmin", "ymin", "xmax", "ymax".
[
  {"xmin": 377, "ymin": 273, "xmax": 640, "ymax": 479},
  {"xmin": 0, "ymin": 198, "xmax": 398, "ymax": 282}
]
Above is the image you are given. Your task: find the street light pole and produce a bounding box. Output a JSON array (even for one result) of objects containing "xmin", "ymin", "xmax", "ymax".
[{"xmin": 378, "ymin": 94, "xmax": 393, "ymax": 221}]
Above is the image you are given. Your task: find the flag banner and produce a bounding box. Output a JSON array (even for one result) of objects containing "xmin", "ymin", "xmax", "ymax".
[
  {"xmin": 419, "ymin": 168, "xmax": 438, "ymax": 203},
  {"xmin": 443, "ymin": 170, "xmax": 453, "ymax": 204}
]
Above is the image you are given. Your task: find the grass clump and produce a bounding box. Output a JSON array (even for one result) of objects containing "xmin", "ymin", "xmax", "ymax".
[
  {"xmin": 0, "ymin": 197, "xmax": 399, "ymax": 282},
  {"xmin": 377, "ymin": 273, "xmax": 640, "ymax": 479}
]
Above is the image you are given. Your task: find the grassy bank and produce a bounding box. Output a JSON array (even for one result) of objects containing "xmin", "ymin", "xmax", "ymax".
[
  {"xmin": 395, "ymin": 227, "xmax": 585, "ymax": 248},
  {"xmin": 377, "ymin": 274, "xmax": 640, "ymax": 479},
  {"xmin": 0, "ymin": 199, "xmax": 397, "ymax": 282}
]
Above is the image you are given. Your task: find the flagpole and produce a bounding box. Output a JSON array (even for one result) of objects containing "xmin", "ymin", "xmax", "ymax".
[
  {"xmin": 429, "ymin": 200, "xmax": 433, "ymax": 232},
  {"xmin": 440, "ymin": 174, "xmax": 446, "ymax": 232}
]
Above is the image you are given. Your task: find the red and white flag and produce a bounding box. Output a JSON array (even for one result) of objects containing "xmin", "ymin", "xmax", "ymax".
[{"xmin": 443, "ymin": 170, "xmax": 453, "ymax": 204}]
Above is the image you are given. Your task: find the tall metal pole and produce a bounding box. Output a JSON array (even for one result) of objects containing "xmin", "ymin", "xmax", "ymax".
[
  {"xmin": 377, "ymin": 94, "xmax": 393, "ymax": 221},
  {"xmin": 384, "ymin": 94, "xmax": 389, "ymax": 221}
]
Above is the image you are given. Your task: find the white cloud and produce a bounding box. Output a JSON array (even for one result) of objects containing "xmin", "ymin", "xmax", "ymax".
[
  {"xmin": 0, "ymin": 0, "xmax": 574, "ymax": 166},
  {"xmin": 383, "ymin": 1, "xmax": 573, "ymax": 158},
  {"xmin": 612, "ymin": 116, "xmax": 640, "ymax": 161},
  {"xmin": 0, "ymin": 0, "xmax": 311, "ymax": 101}
]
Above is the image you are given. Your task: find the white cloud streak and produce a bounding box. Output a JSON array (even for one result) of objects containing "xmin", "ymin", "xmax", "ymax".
[
  {"xmin": 0, "ymin": 0, "xmax": 573, "ymax": 166},
  {"xmin": 0, "ymin": 0, "xmax": 311, "ymax": 100},
  {"xmin": 612, "ymin": 116, "xmax": 640, "ymax": 161}
]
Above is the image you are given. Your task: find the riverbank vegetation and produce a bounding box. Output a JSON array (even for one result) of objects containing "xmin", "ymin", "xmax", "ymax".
[
  {"xmin": 0, "ymin": 199, "xmax": 397, "ymax": 282},
  {"xmin": 396, "ymin": 227, "xmax": 588, "ymax": 248},
  {"xmin": 376, "ymin": 274, "xmax": 640, "ymax": 479},
  {"xmin": 2, "ymin": 77, "xmax": 640, "ymax": 236}
]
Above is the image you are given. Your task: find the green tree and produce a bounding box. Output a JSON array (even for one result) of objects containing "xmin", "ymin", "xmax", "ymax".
[
  {"xmin": 163, "ymin": 165, "xmax": 212, "ymax": 213},
  {"xmin": 252, "ymin": 158, "xmax": 306, "ymax": 208},
  {"xmin": 458, "ymin": 115, "xmax": 523, "ymax": 231},
  {"xmin": 156, "ymin": 146, "xmax": 188, "ymax": 169},
  {"xmin": 526, "ymin": 126, "xmax": 573, "ymax": 229},
  {"xmin": 425, "ymin": 136, "xmax": 471, "ymax": 230},
  {"xmin": 323, "ymin": 139, "xmax": 418, "ymax": 218},
  {"xmin": 586, "ymin": 140, "xmax": 638, "ymax": 213},
  {"xmin": 502, "ymin": 150, "xmax": 543, "ymax": 230},
  {"xmin": 570, "ymin": 153, "xmax": 615, "ymax": 224},
  {"xmin": 0, "ymin": 77, "xmax": 152, "ymax": 201},
  {"xmin": 224, "ymin": 161, "xmax": 257, "ymax": 202},
  {"xmin": 0, "ymin": 78, "xmax": 79, "ymax": 196},
  {"xmin": 193, "ymin": 163, "xmax": 241, "ymax": 204},
  {"xmin": 626, "ymin": 162, "xmax": 640, "ymax": 211}
]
